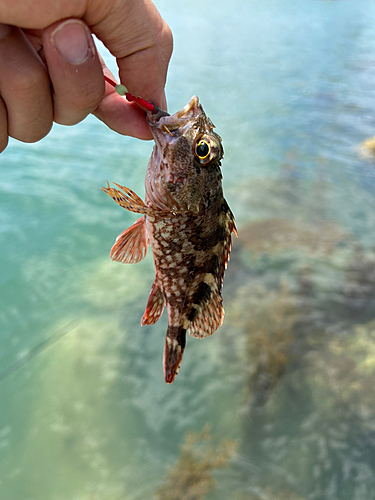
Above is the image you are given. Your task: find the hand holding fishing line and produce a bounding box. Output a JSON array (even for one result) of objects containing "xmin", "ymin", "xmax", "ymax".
[{"xmin": 0, "ymin": 0, "xmax": 173, "ymax": 153}]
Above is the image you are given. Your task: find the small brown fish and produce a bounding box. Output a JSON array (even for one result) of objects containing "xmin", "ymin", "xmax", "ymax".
[{"xmin": 102, "ymin": 96, "xmax": 237, "ymax": 383}]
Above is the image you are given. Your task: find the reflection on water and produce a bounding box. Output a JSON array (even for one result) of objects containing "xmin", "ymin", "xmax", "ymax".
[{"xmin": 2, "ymin": 0, "xmax": 375, "ymax": 499}]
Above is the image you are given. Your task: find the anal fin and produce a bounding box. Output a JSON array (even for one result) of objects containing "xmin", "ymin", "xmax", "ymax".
[
  {"xmin": 110, "ymin": 216, "xmax": 147, "ymax": 264},
  {"xmin": 141, "ymin": 280, "xmax": 165, "ymax": 326}
]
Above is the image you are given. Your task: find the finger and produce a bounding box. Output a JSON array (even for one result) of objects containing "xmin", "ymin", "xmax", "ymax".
[
  {"xmin": 42, "ymin": 19, "xmax": 105, "ymax": 126},
  {"xmin": 93, "ymin": 63, "xmax": 152, "ymax": 140},
  {"xmin": 1, "ymin": 0, "xmax": 172, "ymax": 107},
  {"xmin": 86, "ymin": 0, "xmax": 173, "ymax": 109},
  {"xmin": 0, "ymin": 24, "xmax": 52, "ymax": 143},
  {"xmin": 0, "ymin": 96, "xmax": 8, "ymax": 153},
  {"xmin": 0, "ymin": 0, "xmax": 173, "ymax": 139}
]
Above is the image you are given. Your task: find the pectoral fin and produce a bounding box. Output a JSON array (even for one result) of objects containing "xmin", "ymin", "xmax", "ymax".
[
  {"xmin": 101, "ymin": 182, "xmax": 154, "ymax": 215},
  {"xmin": 141, "ymin": 280, "xmax": 165, "ymax": 326},
  {"xmin": 110, "ymin": 216, "xmax": 148, "ymax": 264}
]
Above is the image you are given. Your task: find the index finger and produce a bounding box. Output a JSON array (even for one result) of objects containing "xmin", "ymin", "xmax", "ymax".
[{"xmin": 87, "ymin": 0, "xmax": 173, "ymax": 108}]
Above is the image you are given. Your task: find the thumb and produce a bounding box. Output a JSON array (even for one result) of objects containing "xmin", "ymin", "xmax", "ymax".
[
  {"xmin": 85, "ymin": 0, "xmax": 173, "ymax": 108},
  {"xmin": 42, "ymin": 18, "xmax": 105, "ymax": 125}
]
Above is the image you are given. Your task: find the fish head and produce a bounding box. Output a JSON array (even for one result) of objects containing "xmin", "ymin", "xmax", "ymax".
[{"xmin": 145, "ymin": 96, "xmax": 223, "ymax": 213}]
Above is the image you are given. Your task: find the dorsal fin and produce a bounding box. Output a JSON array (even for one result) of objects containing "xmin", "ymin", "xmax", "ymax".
[
  {"xmin": 188, "ymin": 290, "xmax": 224, "ymax": 338},
  {"xmin": 223, "ymin": 205, "xmax": 237, "ymax": 272},
  {"xmin": 110, "ymin": 216, "xmax": 148, "ymax": 264},
  {"xmin": 141, "ymin": 280, "xmax": 165, "ymax": 325}
]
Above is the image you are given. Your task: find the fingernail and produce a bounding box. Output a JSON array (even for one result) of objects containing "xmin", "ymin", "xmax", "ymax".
[{"xmin": 51, "ymin": 19, "xmax": 93, "ymax": 65}]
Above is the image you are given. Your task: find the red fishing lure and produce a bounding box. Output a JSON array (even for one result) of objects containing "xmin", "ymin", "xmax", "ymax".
[{"xmin": 104, "ymin": 75, "xmax": 157, "ymax": 113}]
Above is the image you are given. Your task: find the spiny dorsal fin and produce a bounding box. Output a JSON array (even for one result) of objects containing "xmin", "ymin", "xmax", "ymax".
[
  {"xmin": 141, "ymin": 280, "xmax": 165, "ymax": 326},
  {"xmin": 110, "ymin": 216, "xmax": 148, "ymax": 264},
  {"xmin": 221, "ymin": 206, "xmax": 237, "ymax": 277},
  {"xmin": 229, "ymin": 208, "xmax": 238, "ymax": 237}
]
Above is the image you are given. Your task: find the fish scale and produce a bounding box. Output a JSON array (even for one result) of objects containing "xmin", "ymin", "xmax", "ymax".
[{"xmin": 102, "ymin": 96, "xmax": 236, "ymax": 383}]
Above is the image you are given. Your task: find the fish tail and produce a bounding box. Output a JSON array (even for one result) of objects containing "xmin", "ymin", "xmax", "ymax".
[{"xmin": 163, "ymin": 326, "xmax": 186, "ymax": 384}]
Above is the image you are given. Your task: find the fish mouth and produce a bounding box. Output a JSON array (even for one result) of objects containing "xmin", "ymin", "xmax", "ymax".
[
  {"xmin": 173, "ymin": 95, "xmax": 200, "ymax": 119},
  {"xmin": 147, "ymin": 96, "xmax": 203, "ymax": 148}
]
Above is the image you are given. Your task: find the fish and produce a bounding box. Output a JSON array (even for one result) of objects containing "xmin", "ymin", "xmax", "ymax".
[{"xmin": 101, "ymin": 96, "xmax": 237, "ymax": 383}]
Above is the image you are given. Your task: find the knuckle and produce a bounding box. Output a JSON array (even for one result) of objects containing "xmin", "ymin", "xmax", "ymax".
[
  {"xmin": 0, "ymin": 99, "xmax": 8, "ymax": 153},
  {"xmin": 10, "ymin": 117, "xmax": 52, "ymax": 143},
  {"xmin": 0, "ymin": 135, "xmax": 8, "ymax": 153},
  {"xmin": 72, "ymin": 80, "xmax": 104, "ymax": 111},
  {"xmin": 146, "ymin": 17, "xmax": 173, "ymax": 62},
  {"xmin": 54, "ymin": 112, "xmax": 86, "ymax": 127},
  {"xmin": 160, "ymin": 22, "xmax": 173, "ymax": 59},
  {"xmin": 11, "ymin": 65, "xmax": 48, "ymax": 96},
  {"xmin": 54, "ymin": 80, "xmax": 104, "ymax": 125}
]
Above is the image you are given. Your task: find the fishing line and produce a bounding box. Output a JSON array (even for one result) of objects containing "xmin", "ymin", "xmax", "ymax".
[{"xmin": 0, "ymin": 320, "xmax": 78, "ymax": 383}]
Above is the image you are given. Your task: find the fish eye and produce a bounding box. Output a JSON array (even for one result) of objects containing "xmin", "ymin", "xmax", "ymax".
[
  {"xmin": 193, "ymin": 134, "xmax": 223, "ymax": 165},
  {"xmin": 195, "ymin": 140, "xmax": 210, "ymax": 160}
]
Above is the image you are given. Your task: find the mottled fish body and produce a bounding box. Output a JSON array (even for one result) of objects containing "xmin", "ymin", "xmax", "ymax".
[{"xmin": 102, "ymin": 96, "xmax": 236, "ymax": 383}]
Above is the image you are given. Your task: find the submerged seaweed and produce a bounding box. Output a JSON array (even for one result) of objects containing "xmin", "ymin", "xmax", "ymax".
[
  {"xmin": 222, "ymin": 180, "xmax": 375, "ymax": 499},
  {"xmin": 155, "ymin": 425, "xmax": 236, "ymax": 500},
  {"xmin": 228, "ymin": 284, "xmax": 298, "ymax": 410},
  {"xmin": 238, "ymin": 219, "xmax": 348, "ymax": 258},
  {"xmin": 343, "ymin": 245, "xmax": 375, "ymax": 318}
]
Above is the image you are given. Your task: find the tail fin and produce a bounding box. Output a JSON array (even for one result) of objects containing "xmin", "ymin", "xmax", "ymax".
[{"xmin": 163, "ymin": 326, "xmax": 186, "ymax": 384}]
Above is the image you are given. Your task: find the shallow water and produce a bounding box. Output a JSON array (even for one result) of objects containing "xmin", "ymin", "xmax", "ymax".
[{"xmin": 2, "ymin": 1, "xmax": 375, "ymax": 499}]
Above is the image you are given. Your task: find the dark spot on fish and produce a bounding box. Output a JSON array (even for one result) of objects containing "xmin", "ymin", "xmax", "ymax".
[
  {"xmin": 167, "ymin": 326, "xmax": 186, "ymax": 348},
  {"xmin": 190, "ymin": 225, "xmax": 226, "ymax": 251},
  {"xmin": 221, "ymin": 202, "xmax": 229, "ymax": 214},
  {"xmin": 204, "ymin": 254, "xmax": 220, "ymax": 275},
  {"xmin": 187, "ymin": 307, "xmax": 198, "ymax": 322},
  {"xmin": 164, "ymin": 326, "xmax": 186, "ymax": 384},
  {"xmin": 189, "ymin": 236, "xmax": 210, "ymax": 251},
  {"xmin": 195, "ymin": 165, "xmax": 201, "ymax": 174},
  {"xmin": 210, "ymin": 224, "xmax": 226, "ymax": 247},
  {"xmin": 192, "ymin": 281, "xmax": 211, "ymax": 305}
]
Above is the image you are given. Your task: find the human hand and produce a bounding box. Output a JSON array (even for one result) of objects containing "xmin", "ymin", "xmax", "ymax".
[{"xmin": 0, "ymin": 0, "xmax": 173, "ymax": 153}]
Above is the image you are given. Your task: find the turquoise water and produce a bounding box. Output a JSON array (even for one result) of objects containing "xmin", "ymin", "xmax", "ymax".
[{"xmin": 2, "ymin": 1, "xmax": 375, "ymax": 499}]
